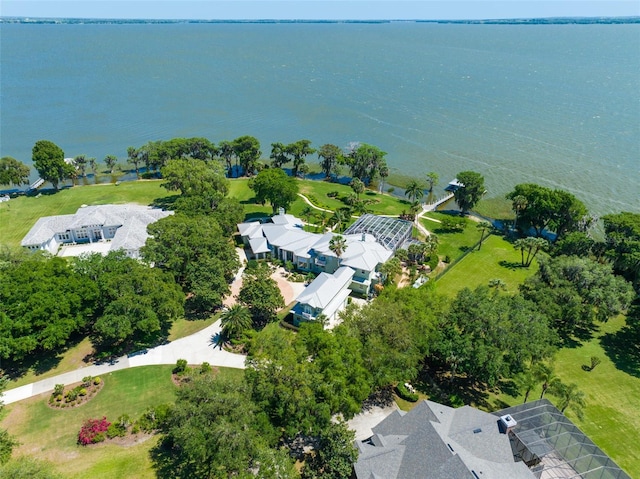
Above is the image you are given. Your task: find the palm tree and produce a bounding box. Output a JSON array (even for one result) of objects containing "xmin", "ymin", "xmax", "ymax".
[
  {"xmin": 74, "ymin": 154, "xmax": 88, "ymax": 178},
  {"xmin": 301, "ymin": 205, "xmax": 314, "ymax": 225},
  {"xmin": 424, "ymin": 233, "xmax": 439, "ymax": 257},
  {"xmin": 350, "ymin": 177, "xmax": 365, "ymax": 200},
  {"xmin": 533, "ymin": 362, "xmax": 562, "ymax": 399},
  {"xmin": 89, "ymin": 158, "xmax": 98, "ymax": 176},
  {"xmin": 409, "ymin": 201, "xmax": 422, "ymax": 222},
  {"xmin": 425, "ymin": 171, "xmax": 439, "ymax": 192},
  {"xmin": 329, "ymin": 234, "xmax": 347, "ymax": 259},
  {"xmin": 511, "ymin": 194, "xmax": 527, "ymax": 232},
  {"xmin": 404, "ymin": 180, "xmax": 425, "ymax": 204},
  {"xmin": 516, "ymin": 368, "xmax": 538, "ymax": 403},
  {"xmin": 104, "ymin": 154, "xmax": 118, "ymax": 174},
  {"xmin": 329, "ymin": 209, "xmax": 349, "ymax": 233},
  {"xmin": 514, "ymin": 237, "xmax": 548, "ymax": 267},
  {"xmin": 314, "ymin": 211, "xmax": 328, "ymax": 232},
  {"xmin": 379, "ymin": 165, "xmax": 389, "ymax": 193},
  {"xmin": 476, "ymin": 221, "xmax": 491, "ymax": 250},
  {"xmin": 220, "ymin": 304, "xmax": 252, "ymax": 341},
  {"xmin": 552, "ymin": 382, "xmax": 586, "ymax": 419},
  {"xmin": 488, "ymin": 278, "xmax": 507, "ymax": 291},
  {"xmin": 379, "ymin": 257, "xmax": 402, "ymax": 285},
  {"xmin": 352, "ymin": 199, "xmax": 372, "ymax": 216},
  {"xmin": 127, "ymin": 146, "xmax": 141, "ymax": 179}
]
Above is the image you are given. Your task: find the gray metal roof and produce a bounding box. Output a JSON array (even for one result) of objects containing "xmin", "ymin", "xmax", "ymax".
[
  {"xmin": 295, "ymin": 266, "xmax": 354, "ymax": 309},
  {"xmin": 238, "ymin": 214, "xmax": 393, "ymax": 273}
]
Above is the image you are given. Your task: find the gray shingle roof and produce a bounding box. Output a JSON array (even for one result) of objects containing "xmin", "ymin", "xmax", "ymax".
[{"xmin": 354, "ymin": 400, "xmax": 536, "ymax": 479}]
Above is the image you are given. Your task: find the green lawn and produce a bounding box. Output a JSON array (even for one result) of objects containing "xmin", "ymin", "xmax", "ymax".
[
  {"xmin": 435, "ymin": 234, "xmax": 538, "ymax": 297},
  {"xmin": 421, "ymin": 212, "xmax": 480, "ymax": 262},
  {"xmin": 484, "ymin": 315, "xmax": 640, "ymax": 477},
  {"xmin": 297, "ymin": 179, "xmax": 411, "ymax": 216},
  {"xmin": 0, "ymin": 181, "xmax": 174, "ymax": 248},
  {"xmin": 474, "ymin": 196, "xmax": 515, "ymax": 223},
  {"xmin": 0, "ymin": 178, "xmax": 412, "ymax": 249},
  {"xmin": 230, "ymin": 177, "xmax": 411, "ymax": 220},
  {"xmin": 167, "ymin": 315, "xmax": 219, "ymax": 342},
  {"xmin": 2, "ymin": 366, "xmax": 244, "ymax": 479}
]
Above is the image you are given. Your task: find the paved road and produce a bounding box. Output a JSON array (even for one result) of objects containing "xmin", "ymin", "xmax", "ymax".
[{"xmin": 3, "ymin": 319, "xmax": 246, "ymax": 405}]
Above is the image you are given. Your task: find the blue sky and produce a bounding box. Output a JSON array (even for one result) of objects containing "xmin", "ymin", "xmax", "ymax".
[{"xmin": 2, "ymin": 1, "xmax": 638, "ymax": 20}]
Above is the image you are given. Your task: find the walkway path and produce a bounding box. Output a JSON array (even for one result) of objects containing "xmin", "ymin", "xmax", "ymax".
[
  {"xmin": 223, "ymin": 247, "xmax": 248, "ymax": 307},
  {"xmin": 297, "ymin": 193, "xmax": 333, "ymax": 213},
  {"xmin": 3, "ymin": 319, "xmax": 246, "ymax": 405}
]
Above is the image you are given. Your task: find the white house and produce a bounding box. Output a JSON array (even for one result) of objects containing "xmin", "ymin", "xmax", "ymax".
[
  {"xmin": 237, "ymin": 212, "xmax": 396, "ymax": 296},
  {"xmin": 21, "ymin": 204, "xmax": 172, "ymax": 258},
  {"xmin": 291, "ymin": 266, "xmax": 355, "ymax": 327},
  {"xmin": 237, "ymin": 212, "xmax": 411, "ymax": 327}
]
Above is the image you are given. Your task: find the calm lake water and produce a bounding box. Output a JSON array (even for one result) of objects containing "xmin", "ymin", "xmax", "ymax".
[{"xmin": 1, "ymin": 22, "xmax": 638, "ymax": 215}]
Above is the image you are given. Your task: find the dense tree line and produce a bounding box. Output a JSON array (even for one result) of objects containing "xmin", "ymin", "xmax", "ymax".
[{"xmin": 0, "ymin": 251, "xmax": 184, "ymax": 362}]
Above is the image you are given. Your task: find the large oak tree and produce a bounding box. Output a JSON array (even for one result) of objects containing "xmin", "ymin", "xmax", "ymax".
[{"xmin": 32, "ymin": 140, "xmax": 74, "ymax": 191}]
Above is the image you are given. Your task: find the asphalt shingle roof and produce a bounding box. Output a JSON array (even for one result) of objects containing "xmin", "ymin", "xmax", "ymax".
[{"xmin": 354, "ymin": 400, "xmax": 536, "ymax": 479}]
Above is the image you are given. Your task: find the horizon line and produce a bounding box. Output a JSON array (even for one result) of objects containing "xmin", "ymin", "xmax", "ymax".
[{"xmin": 3, "ymin": 15, "xmax": 639, "ymax": 21}]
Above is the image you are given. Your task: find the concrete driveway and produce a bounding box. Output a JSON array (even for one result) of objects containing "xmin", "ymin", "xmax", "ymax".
[{"xmin": 2, "ymin": 319, "xmax": 246, "ymax": 405}]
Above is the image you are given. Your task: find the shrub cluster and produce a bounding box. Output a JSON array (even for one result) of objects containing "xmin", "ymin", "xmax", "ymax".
[
  {"xmin": 396, "ymin": 383, "xmax": 419, "ymax": 402},
  {"xmin": 440, "ymin": 217, "xmax": 467, "ymax": 231},
  {"xmin": 107, "ymin": 414, "xmax": 131, "ymax": 439},
  {"xmin": 173, "ymin": 359, "xmax": 188, "ymax": 375},
  {"xmin": 49, "ymin": 377, "xmax": 102, "ymax": 407},
  {"xmin": 135, "ymin": 404, "xmax": 171, "ymax": 433},
  {"xmin": 78, "ymin": 417, "xmax": 111, "ymax": 445}
]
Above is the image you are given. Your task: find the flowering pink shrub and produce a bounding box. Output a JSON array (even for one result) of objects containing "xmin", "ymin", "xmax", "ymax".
[{"xmin": 78, "ymin": 417, "xmax": 111, "ymax": 445}]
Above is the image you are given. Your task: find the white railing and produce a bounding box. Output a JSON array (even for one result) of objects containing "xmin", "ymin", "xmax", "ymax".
[
  {"xmin": 422, "ymin": 193, "xmax": 454, "ymax": 212},
  {"xmin": 28, "ymin": 177, "xmax": 45, "ymax": 191}
]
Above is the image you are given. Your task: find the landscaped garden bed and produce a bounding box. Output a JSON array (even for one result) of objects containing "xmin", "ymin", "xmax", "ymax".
[{"xmin": 48, "ymin": 376, "xmax": 103, "ymax": 409}]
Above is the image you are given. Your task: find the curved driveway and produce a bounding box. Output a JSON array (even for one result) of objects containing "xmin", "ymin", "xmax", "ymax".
[{"xmin": 3, "ymin": 319, "xmax": 246, "ymax": 405}]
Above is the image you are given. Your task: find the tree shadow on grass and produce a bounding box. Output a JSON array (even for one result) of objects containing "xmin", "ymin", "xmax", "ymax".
[
  {"xmin": 600, "ymin": 324, "xmax": 640, "ymax": 378},
  {"xmin": 499, "ymin": 260, "xmax": 524, "ymax": 270},
  {"xmin": 3, "ymin": 348, "xmax": 64, "ymax": 380},
  {"xmin": 244, "ymin": 212, "xmax": 270, "ymax": 222},
  {"xmin": 150, "ymin": 436, "xmax": 189, "ymax": 479},
  {"xmin": 151, "ymin": 194, "xmax": 180, "ymax": 210},
  {"xmin": 417, "ymin": 362, "xmax": 491, "ymax": 410}
]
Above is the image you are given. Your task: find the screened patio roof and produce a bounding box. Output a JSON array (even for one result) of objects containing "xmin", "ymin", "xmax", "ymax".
[
  {"xmin": 343, "ymin": 214, "xmax": 413, "ymax": 252},
  {"xmin": 494, "ymin": 399, "xmax": 630, "ymax": 479}
]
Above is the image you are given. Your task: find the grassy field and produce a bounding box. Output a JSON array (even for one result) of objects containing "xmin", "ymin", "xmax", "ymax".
[
  {"xmin": 421, "ymin": 212, "xmax": 480, "ymax": 262},
  {"xmin": 474, "ymin": 196, "xmax": 515, "ymax": 222},
  {"xmin": 0, "ymin": 181, "xmax": 174, "ymax": 248},
  {"xmin": 484, "ymin": 315, "xmax": 640, "ymax": 477},
  {"xmin": 434, "ymin": 234, "xmax": 539, "ymax": 297},
  {"xmin": 2, "ymin": 366, "xmax": 244, "ymax": 479},
  {"xmin": 230, "ymin": 176, "xmax": 411, "ymax": 220}
]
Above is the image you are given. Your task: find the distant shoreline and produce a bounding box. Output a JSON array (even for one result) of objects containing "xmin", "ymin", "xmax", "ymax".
[{"xmin": 2, "ymin": 16, "xmax": 639, "ymax": 25}]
